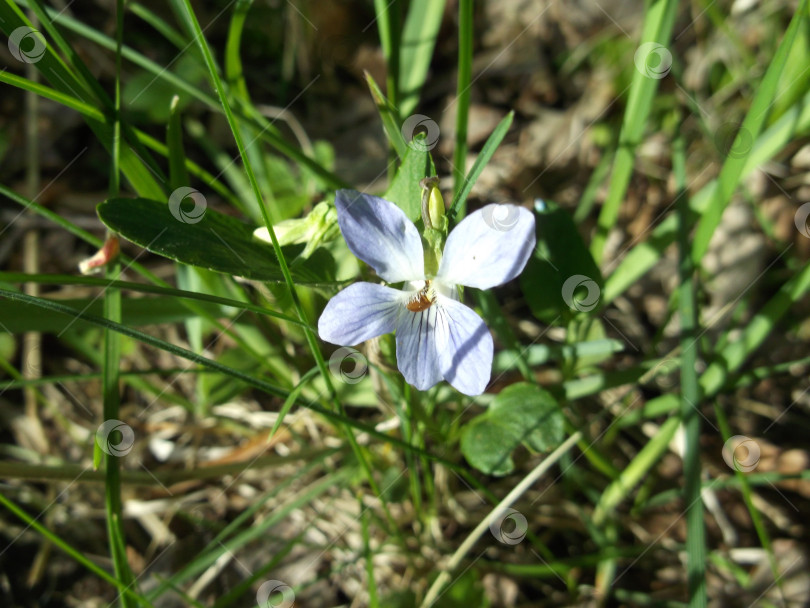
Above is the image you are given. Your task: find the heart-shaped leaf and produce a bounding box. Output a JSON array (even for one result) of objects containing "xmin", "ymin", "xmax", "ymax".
[
  {"xmin": 521, "ymin": 199, "xmax": 603, "ymax": 324},
  {"xmin": 461, "ymin": 382, "xmax": 565, "ymax": 476}
]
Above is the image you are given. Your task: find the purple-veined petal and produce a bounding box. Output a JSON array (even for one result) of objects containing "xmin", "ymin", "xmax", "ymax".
[
  {"xmin": 335, "ymin": 190, "xmax": 424, "ymax": 283},
  {"xmin": 395, "ymin": 304, "xmax": 443, "ymax": 391},
  {"xmin": 437, "ymin": 204, "xmax": 535, "ymax": 289},
  {"xmin": 318, "ymin": 282, "xmax": 404, "ymax": 345},
  {"xmin": 434, "ymin": 296, "xmax": 493, "ymax": 396}
]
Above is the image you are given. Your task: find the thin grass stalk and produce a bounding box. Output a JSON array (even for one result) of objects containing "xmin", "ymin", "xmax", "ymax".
[
  {"xmin": 452, "ymin": 0, "xmax": 473, "ymax": 210},
  {"xmin": 674, "ymin": 131, "xmax": 707, "ymax": 607},
  {"xmin": 102, "ymin": 2, "xmax": 136, "ymax": 605}
]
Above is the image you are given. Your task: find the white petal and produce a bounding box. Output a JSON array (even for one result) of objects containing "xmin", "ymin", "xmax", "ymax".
[
  {"xmin": 437, "ymin": 204, "xmax": 535, "ymax": 289},
  {"xmin": 318, "ymin": 283, "xmax": 403, "ymax": 345},
  {"xmin": 335, "ymin": 190, "xmax": 425, "ymax": 283},
  {"xmin": 395, "ymin": 305, "xmax": 443, "ymax": 391},
  {"xmin": 434, "ymin": 296, "xmax": 493, "ymax": 396}
]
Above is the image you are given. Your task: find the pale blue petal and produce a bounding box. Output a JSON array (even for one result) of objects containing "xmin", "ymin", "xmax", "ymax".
[
  {"xmin": 395, "ymin": 305, "xmax": 443, "ymax": 391},
  {"xmin": 437, "ymin": 204, "xmax": 535, "ymax": 289},
  {"xmin": 434, "ymin": 296, "xmax": 493, "ymax": 396},
  {"xmin": 335, "ymin": 190, "xmax": 424, "ymax": 283},
  {"xmin": 318, "ymin": 283, "xmax": 403, "ymax": 345}
]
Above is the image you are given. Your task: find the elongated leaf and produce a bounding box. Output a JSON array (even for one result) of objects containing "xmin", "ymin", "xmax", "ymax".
[
  {"xmin": 0, "ymin": 296, "xmax": 222, "ymax": 334},
  {"xmin": 0, "ymin": 3, "xmax": 166, "ymax": 199},
  {"xmin": 366, "ymin": 71, "xmax": 408, "ymax": 159},
  {"xmin": 97, "ymin": 197, "xmax": 335, "ymax": 284},
  {"xmin": 590, "ymin": 0, "xmax": 678, "ymax": 264},
  {"xmin": 691, "ymin": 0, "xmax": 805, "ymax": 264},
  {"xmin": 399, "ymin": 0, "xmax": 446, "ymax": 117},
  {"xmin": 383, "ymin": 138, "xmax": 429, "ymax": 220}
]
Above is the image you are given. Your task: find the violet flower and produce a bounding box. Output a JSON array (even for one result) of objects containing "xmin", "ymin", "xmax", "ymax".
[{"xmin": 318, "ymin": 190, "xmax": 535, "ymax": 396}]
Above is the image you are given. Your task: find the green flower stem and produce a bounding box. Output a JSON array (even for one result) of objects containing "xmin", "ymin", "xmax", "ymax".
[{"xmin": 103, "ymin": 3, "xmax": 136, "ymax": 605}]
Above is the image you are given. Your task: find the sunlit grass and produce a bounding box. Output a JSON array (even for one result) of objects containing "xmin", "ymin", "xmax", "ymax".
[{"xmin": 0, "ymin": 1, "xmax": 809, "ymax": 606}]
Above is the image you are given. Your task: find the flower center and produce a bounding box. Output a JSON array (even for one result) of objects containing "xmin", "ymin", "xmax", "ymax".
[{"xmin": 406, "ymin": 280, "xmax": 436, "ymax": 312}]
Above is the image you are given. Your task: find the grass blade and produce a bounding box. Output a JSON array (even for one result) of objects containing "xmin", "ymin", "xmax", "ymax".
[
  {"xmin": 452, "ymin": 0, "xmax": 473, "ymax": 208},
  {"xmin": 674, "ymin": 131, "xmax": 706, "ymax": 607},
  {"xmin": 398, "ymin": 0, "xmax": 446, "ymax": 118},
  {"xmin": 366, "ymin": 71, "xmax": 408, "ymax": 159},
  {"xmin": 590, "ymin": 0, "xmax": 678, "ymax": 265},
  {"xmin": 691, "ymin": 0, "xmax": 806, "ymax": 264},
  {"xmin": 447, "ymin": 110, "xmax": 513, "ymax": 220}
]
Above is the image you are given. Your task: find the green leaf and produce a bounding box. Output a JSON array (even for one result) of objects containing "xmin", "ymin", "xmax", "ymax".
[
  {"xmin": 521, "ymin": 199, "xmax": 603, "ymax": 324},
  {"xmin": 0, "ymin": 296, "xmax": 222, "ymax": 334},
  {"xmin": 383, "ymin": 139, "xmax": 429, "ymax": 221},
  {"xmin": 123, "ymin": 55, "xmax": 205, "ymax": 123},
  {"xmin": 399, "ymin": 0, "xmax": 446, "ymax": 117},
  {"xmin": 691, "ymin": 0, "xmax": 806, "ymax": 265},
  {"xmin": 460, "ymin": 383, "xmax": 565, "ymax": 476},
  {"xmin": 0, "ymin": 3, "xmax": 166, "ymax": 200},
  {"xmin": 437, "ymin": 569, "xmax": 490, "ymax": 608},
  {"xmin": 366, "ymin": 71, "xmax": 408, "ymax": 159},
  {"xmin": 97, "ymin": 197, "xmax": 335, "ymax": 283},
  {"xmin": 590, "ymin": 0, "xmax": 678, "ymax": 265}
]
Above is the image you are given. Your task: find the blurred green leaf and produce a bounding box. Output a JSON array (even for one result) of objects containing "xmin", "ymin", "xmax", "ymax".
[
  {"xmin": 399, "ymin": 0, "xmax": 446, "ymax": 117},
  {"xmin": 440, "ymin": 569, "xmax": 490, "ymax": 608},
  {"xmin": 123, "ymin": 55, "xmax": 206, "ymax": 122},
  {"xmin": 521, "ymin": 199, "xmax": 602, "ymax": 324},
  {"xmin": 461, "ymin": 383, "xmax": 564, "ymax": 476},
  {"xmin": 0, "ymin": 297, "xmax": 222, "ymax": 334},
  {"xmin": 97, "ymin": 197, "xmax": 336, "ymax": 284}
]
